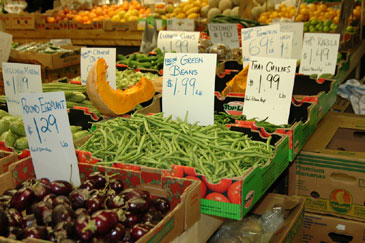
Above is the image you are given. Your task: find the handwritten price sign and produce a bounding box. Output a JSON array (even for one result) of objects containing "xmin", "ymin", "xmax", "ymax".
[
  {"xmin": 81, "ymin": 48, "xmax": 116, "ymax": 88},
  {"xmin": 241, "ymin": 24, "xmax": 281, "ymax": 67},
  {"xmin": 243, "ymin": 56, "xmax": 296, "ymax": 125},
  {"xmin": 280, "ymin": 32, "xmax": 293, "ymax": 58},
  {"xmin": 157, "ymin": 31, "xmax": 200, "ymax": 53},
  {"xmin": 299, "ymin": 33, "xmax": 340, "ymax": 75},
  {"xmin": 2, "ymin": 62, "xmax": 42, "ymax": 116},
  {"xmin": 208, "ymin": 23, "xmax": 240, "ymax": 49},
  {"xmin": 162, "ymin": 53, "xmax": 216, "ymax": 125},
  {"xmin": 20, "ymin": 92, "xmax": 80, "ymax": 185},
  {"xmin": 279, "ymin": 22, "xmax": 304, "ymax": 60}
]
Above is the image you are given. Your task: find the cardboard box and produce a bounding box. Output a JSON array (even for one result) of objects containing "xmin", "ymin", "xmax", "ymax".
[
  {"xmin": 42, "ymin": 64, "xmax": 80, "ymax": 82},
  {"xmin": 1, "ymin": 13, "xmax": 36, "ymax": 30},
  {"xmin": 0, "ymin": 150, "xmax": 17, "ymax": 174},
  {"xmin": 252, "ymin": 193, "xmax": 305, "ymax": 243},
  {"xmin": 303, "ymin": 212, "xmax": 365, "ymax": 243},
  {"xmin": 289, "ymin": 112, "xmax": 365, "ymax": 221},
  {"xmin": 78, "ymin": 125, "xmax": 290, "ymax": 220},
  {"xmin": 292, "ymin": 74, "xmax": 338, "ymax": 121},
  {"xmin": 9, "ymin": 45, "xmax": 81, "ymax": 71},
  {"xmin": 0, "ymin": 157, "xmax": 201, "ymax": 242}
]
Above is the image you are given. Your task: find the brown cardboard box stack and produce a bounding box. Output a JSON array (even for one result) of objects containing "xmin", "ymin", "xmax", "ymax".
[{"xmin": 288, "ymin": 111, "xmax": 365, "ymax": 243}]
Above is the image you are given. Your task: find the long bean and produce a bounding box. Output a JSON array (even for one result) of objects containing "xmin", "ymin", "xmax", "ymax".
[{"xmin": 78, "ymin": 113, "xmax": 276, "ymax": 183}]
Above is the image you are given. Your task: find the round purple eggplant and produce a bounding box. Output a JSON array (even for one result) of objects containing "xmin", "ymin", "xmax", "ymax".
[
  {"xmin": 7, "ymin": 226, "xmax": 24, "ymax": 240},
  {"xmin": 87, "ymin": 172, "xmax": 106, "ymax": 189},
  {"xmin": 127, "ymin": 197, "xmax": 150, "ymax": 214},
  {"xmin": 10, "ymin": 187, "xmax": 34, "ymax": 212},
  {"xmin": 51, "ymin": 204, "xmax": 75, "ymax": 226},
  {"xmin": 85, "ymin": 192, "xmax": 105, "ymax": 213},
  {"xmin": 152, "ymin": 197, "xmax": 170, "ymax": 214},
  {"xmin": 33, "ymin": 201, "xmax": 53, "ymax": 225},
  {"xmin": 91, "ymin": 210, "xmax": 118, "ymax": 235},
  {"xmin": 131, "ymin": 223, "xmax": 151, "ymax": 241},
  {"xmin": 108, "ymin": 179, "xmax": 124, "ymax": 194},
  {"xmin": 23, "ymin": 226, "xmax": 48, "ymax": 240},
  {"xmin": 79, "ymin": 179, "xmax": 96, "ymax": 191},
  {"xmin": 54, "ymin": 221, "xmax": 75, "ymax": 242},
  {"xmin": 0, "ymin": 208, "xmax": 9, "ymax": 236},
  {"xmin": 122, "ymin": 213, "xmax": 140, "ymax": 228},
  {"xmin": 6, "ymin": 208, "xmax": 22, "ymax": 227},
  {"xmin": 20, "ymin": 214, "xmax": 36, "ymax": 228},
  {"xmin": 51, "ymin": 180, "xmax": 73, "ymax": 196},
  {"xmin": 68, "ymin": 188, "xmax": 90, "ymax": 210},
  {"xmin": 32, "ymin": 182, "xmax": 52, "ymax": 201},
  {"xmin": 105, "ymin": 194, "xmax": 125, "ymax": 209},
  {"xmin": 53, "ymin": 195, "xmax": 72, "ymax": 208},
  {"xmin": 105, "ymin": 223, "xmax": 126, "ymax": 242},
  {"xmin": 42, "ymin": 193, "xmax": 56, "ymax": 206},
  {"xmin": 75, "ymin": 214, "xmax": 95, "ymax": 241}
]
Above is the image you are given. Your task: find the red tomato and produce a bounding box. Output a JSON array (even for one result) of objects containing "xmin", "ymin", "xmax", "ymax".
[
  {"xmin": 205, "ymin": 192, "xmax": 230, "ymax": 203},
  {"xmin": 183, "ymin": 166, "xmax": 197, "ymax": 176},
  {"xmin": 227, "ymin": 181, "xmax": 242, "ymax": 204},
  {"xmin": 186, "ymin": 176, "xmax": 207, "ymax": 198},
  {"xmin": 202, "ymin": 177, "xmax": 232, "ymax": 194}
]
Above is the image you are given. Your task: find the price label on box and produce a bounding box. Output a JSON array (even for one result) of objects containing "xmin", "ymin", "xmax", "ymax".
[
  {"xmin": 157, "ymin": 31, "xmax": 200, "ymax": 53},
  {"xmin": 162, "ymin": 53, "xmax": 217, "ymax": 125},
  {"xmin": 20, "ymin": 92, "xmax": 81, "ymax": 185},
  {"xmin": 243, "ymin": 57, "xmax": 296, "ymax": 125},
  {"xmin": 241, "ymin": 24, "xmax": 281, "ymax": 67},
  {"xmin": 299, "ymin": 33, "xmax": 340, "ymax": 76},
  {"xmin": 0, "ymin": 31, "xmax": 12, "ymax": 62},
  {"xmin": 50, "ymin": 39, "xmax": 72, "ymax": 46},
  {"xmin": 208, "ymin": 23, "xmax": 240, "ymax": 49},
  {"xmin": 279, "ymin": 22, "xmax": 304, "ymax": 60},
  {"xmin": 166, "ymin": 18, "xmax": 195, "ymax": 31},
  {"xmin": 81, "ymin": 48, "xmax": 116, "ymax": 88},
  {"xmin": 2, "ymin": 62, "xmax": 42, "ymax": 116},
  {"xmin": 280, "ymin": 32, "xmax": 293, "ymax": 58}
]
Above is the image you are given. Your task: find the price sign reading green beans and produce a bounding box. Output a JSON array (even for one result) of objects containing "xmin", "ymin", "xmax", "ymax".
[
  {"xmin": 2, "ymin": 62, "xmax": 42, "ymax": 116},
  {"xmin": 162, "ymin": 53, "xmax": 216, "ymax": 126},
  {"xmin": 20, "ymin": 92, "xmax": 81, "ymax": 185},
  {"xmin": 299, "ymin": 33, "xmax": 340, "ymax": 76},
  {"xmin": 243, "ymin": 56, "xmax": 296, "ymax": 125}
]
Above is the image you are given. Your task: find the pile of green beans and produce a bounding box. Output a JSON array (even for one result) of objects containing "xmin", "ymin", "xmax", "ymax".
[{"xmin": 79, "ymin": 113, "xmax": 275, "ymax": 183}]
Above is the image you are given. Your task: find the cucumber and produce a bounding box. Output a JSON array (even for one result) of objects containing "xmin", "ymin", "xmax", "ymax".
[
  {"xmin": 117, "ymin": 54, "xmax": 127, "ymax": 60},
  {"xmin": 0, "ymin": 119, "xmax": 10, "ymax": 136},
  {"xmin": 73, "ymin": 130, "xmax": 89, "ymax": 141},
  {"xmin": 70, "ymin": 125, "xmax": 83, "ymax": 134},
  {"xmin": 14, "ymin": 137, "xmax": 28, "ymax": 150},
  {"xmin": 67, "ymin": 92, "xmax": 86, "ymax": 103},
  {"xmin": 138, "ymin": 56, "xmax": 158, "ymax": 63},
  {"xmin": 0, "ymin": 131, "xmax": 18, "ymax": 147},
  {"xmin": 0, "ymin": 110, "xmax": 9, "ymax": 119},
  {"xmin": 64, "ymin": 91, "xmax": 75, "ymax": 98},
  {"xmin": 136, "ymin": 54, "xmax": 148, "ymax": 60},
  {"xmin": 2, "ymin": 116, "xmax": 22, "ymax": 123},
  {"xmin": 10, "ymin": 121, "xmax": 26, "ymax": 137}
]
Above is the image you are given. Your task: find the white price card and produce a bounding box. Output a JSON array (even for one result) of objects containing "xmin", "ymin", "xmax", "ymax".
[
  {"xmin": 167, "ymin": 18, "xmax": 195, "ymax": 31},
  {"xmin": 50, "ymin": 39, "xmax": 72, "ymax": 46},
  {"xmin": 0, "ymin": 32, "xmax": 12, "ymax": 62},
  {"xmin": 241, "ymin": 24, "xmax": 281, "ymax": 67},
  {"xmin": 81, "ymin": 48, "xmax": 116, "ymax": 88},
  {"xmin": 299, "ymin": 33, "xmax": 340, "ymax": 76},
  {"xmin": 279, "ymin": 22, "xmax": 304, "ymax": 60},
  {"xmin": 20, "ymin": 92, "xmax": 81, "ymax": 185},
  {"xmin": 280, "ymin": 32, "xmax": 293, "ymax": 58},
  {"xmin": 208, "ymin": 23, "xmax": 240, "ymax": 49},
  {"xmin": 157, "ymin": 31, "xmax": 200, "ymax": 53},
  {"xmin": 2, "ymin": 62, "xmax": 42, "ymax": 116},
  {"xmin": 162, "ymin": 53, "xmax": 217, "ymax": 126},
  {"xmin": 243, "ymin": 57, "xmax": 297, "ymax": 125}
]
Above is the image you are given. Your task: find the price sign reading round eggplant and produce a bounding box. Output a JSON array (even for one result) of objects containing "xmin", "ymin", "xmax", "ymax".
[
  {"xmin": 162, "ymin": 53, "xmax": 217, "ymax": 126},
  {"xmin": 20, "ymin": 92, "xmax": 80, "ymax": 185},
  {"xmin": 299, "ymin": 33, "xmax": 340, "ymax": 76},
  {"xmin": 243, "ymin": 57, "xmax": 297, "ymax": 125}
]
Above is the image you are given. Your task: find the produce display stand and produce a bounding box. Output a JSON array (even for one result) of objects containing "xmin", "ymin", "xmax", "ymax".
[{"xmin": 4, "ymin": 29, "xmax": 143, "ymax": 46}]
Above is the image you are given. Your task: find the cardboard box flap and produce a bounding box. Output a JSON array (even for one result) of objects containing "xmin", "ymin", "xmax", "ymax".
[{"xmin": 303, "ymin": 112, "xmax": 365, "ymax": 158}]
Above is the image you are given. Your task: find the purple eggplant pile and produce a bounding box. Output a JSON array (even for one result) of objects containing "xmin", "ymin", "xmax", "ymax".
[{"xmin": 0, "ymin": 172, "xmax": 171, "ymax": 242}]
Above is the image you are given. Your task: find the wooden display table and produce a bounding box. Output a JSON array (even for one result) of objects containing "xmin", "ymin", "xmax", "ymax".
[{"xmin": 5, "ymin": 29, "xmax": 143, "ymax": 46}]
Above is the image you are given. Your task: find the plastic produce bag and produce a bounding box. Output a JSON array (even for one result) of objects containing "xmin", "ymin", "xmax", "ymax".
[
  {"xmin": 4, "ymin": 0, "xmax": 27, "ymax": 13},
  {"xmin": 207, "ymin": 43, "xmax": 232, "ymax": 60},
  {"xmin": 209, "ymin": 207, "xmax": 284, "ymax": 243},
  {"xmin": 338, "ymin": 79, "xmax": 365, "ymax": 115}
]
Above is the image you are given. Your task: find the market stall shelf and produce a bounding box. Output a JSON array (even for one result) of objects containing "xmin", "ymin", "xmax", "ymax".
[{"xmin": 4, "ymin": 29, "xmax": 143, "ymax": 47}]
